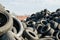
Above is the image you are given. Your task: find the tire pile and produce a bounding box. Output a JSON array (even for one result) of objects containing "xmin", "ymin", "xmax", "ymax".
[
  {"xmin": 0, "ymin": 4, "xmax": 60, "ymax": 40},
  {"xmin": 22, "ymin": 9, "xmax": 60, "ymax": 40},
  {"xmin": 0, "ymin": 4, "xmax": 24, "ymax": 40}
]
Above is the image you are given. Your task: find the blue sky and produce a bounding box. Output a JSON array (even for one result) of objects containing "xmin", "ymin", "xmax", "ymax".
[{"xmin": 0, "ymin": 0, "xmax": 60, "ymax": 15}]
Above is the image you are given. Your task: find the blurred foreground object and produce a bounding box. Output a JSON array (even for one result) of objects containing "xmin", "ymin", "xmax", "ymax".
[{"xmin": 0, "ymin": 4, "xmax": 24, "ymax": 40}]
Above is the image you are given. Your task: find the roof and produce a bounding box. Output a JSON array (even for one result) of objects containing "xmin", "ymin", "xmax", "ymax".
[{"xmin": 17, "ymin": 16, "xmax": 28, "ymax": 21}]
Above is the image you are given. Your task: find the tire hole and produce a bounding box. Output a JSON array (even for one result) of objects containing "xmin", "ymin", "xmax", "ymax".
[
  {"xmin": 29, "ymin": 32, "xmax": 35, "ymax": 37},
  {"xmin": 0, "ymin": 13, "xmax": 7, "ymax": 27}
]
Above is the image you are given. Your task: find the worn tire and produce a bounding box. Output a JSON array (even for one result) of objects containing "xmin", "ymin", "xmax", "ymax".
[
  {"xmin": 12, "ymin": 16, "xmax": 24, "ymax": 36},
  {"xmin": 23, "ymin": 28, "xmax": 39, "ymax": 40},
  {"xmin": 39, "ymin": 38, "xmax": 55, "ymax": 40},
  {"xmin": 0, "ymin": 10, "xmax": 13, "ymax": 35}
]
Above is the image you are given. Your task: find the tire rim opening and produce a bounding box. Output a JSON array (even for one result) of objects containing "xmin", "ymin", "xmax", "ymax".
[
  {"xmin": 29, "ymin": 32, "xmax": 35, "ymax": 37},
  {"xmin": 13, "ymin": 18, "xmax": 20, "ymax": 33},
  {"xmin": 0, "ymin": 13, "xmax": 7, "ymax": 27}
]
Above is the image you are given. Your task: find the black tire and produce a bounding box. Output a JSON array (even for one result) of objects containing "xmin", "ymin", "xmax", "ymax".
[
  {"xmin": 39, "ymin": 38, "xmax": 55, "ymax": 40},
  {"xmin": 0, "ymin": 11, "xmax": 13, "ymax": 35},
  {"xmin": 23, "ymin": 29, "xmax": 39, "ymax": 40},
  {"xmin": 12, "ymin": 16, "xmax": 24, "ymax": 36}
]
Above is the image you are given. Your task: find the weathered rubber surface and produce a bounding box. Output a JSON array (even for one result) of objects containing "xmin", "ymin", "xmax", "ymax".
[
  {"xmin": 56, "ymin": 31, "xmax": 60, "ymax": 40},
  {"xmin": 39, "ymin": 38, "xmax": 55, "ymax": 40},
  {"xmin": 26, "ymin": 27, "xmax": 37, "ymax": 34},
  {"xmin": 0, "ymin": 11, "xmax": 13, "ymax": 36},
  {"xmin": 12, "ymin": 16, "xmax": 24, "ymax": 37},
  {"xmin": 23, "ymin": 28, "xmax": 39, "ymax": 40},
  {"xmin": 22, "ymin": 22, "xmax": 27, "ymax": 29}
]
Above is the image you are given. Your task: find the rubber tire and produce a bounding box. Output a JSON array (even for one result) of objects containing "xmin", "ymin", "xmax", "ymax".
[
  {"xmin": 23, "ymin": 29, "xmax": 39, "ymax": 40},
  {"xmin": 39, "ymin": 38, "xmax": 55, "ymax": 40},
  {"xmin": 0, "ymin": 11, "xmax": 13, "ymax": 36},
  {"xmin": 12, "ymin": 16, "xmax": 24, "ymax": 37}
]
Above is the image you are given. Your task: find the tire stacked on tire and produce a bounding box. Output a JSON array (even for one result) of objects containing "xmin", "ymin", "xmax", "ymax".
[{"xmin": 22, "ymin": 9, "xmax": 60, "ymax": 40}]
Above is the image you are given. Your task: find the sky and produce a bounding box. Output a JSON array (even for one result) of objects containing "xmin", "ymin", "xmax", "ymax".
[{"xmin": 0, "ymin": 0, "xmax": 60, "ymax": 15}]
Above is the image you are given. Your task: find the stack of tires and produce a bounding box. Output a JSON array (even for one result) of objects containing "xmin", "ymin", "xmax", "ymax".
[
  {"xmin": 0, "ymin": 4, "xmax": 60, "ymax": 40},
  {"xmin": 22, "ymin": 9, "xmax": 60, "ymax": 40}
]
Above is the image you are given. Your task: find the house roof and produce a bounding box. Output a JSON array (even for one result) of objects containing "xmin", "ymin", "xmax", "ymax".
[{"xmin": 17, "ymin": 16, "xmax": 28, "ymax": 21}]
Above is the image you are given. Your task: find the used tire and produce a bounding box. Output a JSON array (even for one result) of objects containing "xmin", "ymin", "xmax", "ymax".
[{"xmin": 0, "ymin": 10, "xmax": 13, "ymax": 36}]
